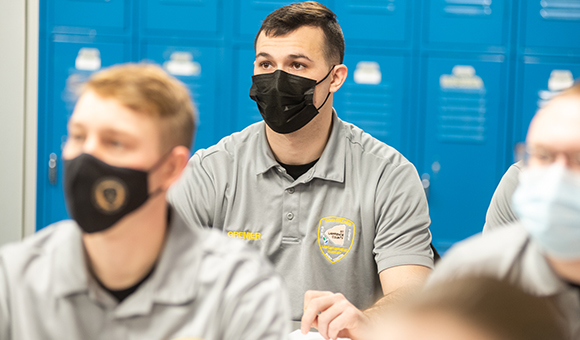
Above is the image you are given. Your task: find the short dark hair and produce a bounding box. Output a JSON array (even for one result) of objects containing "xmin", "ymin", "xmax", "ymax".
[{"xmin": 254, "ymin": 1, "xmax": 344, "ymax": 65}]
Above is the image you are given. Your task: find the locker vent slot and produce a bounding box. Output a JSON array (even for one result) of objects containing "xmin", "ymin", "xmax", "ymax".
[
  {"xmin": 443, "ymin": 0, "xmax": 492, "ymax": 16},
  {"xmin": 540, "ymin": 0, "xmax": 580, "ymax": 21},
  {"xmin": 345, "ymin": 0, "xmax": 396, "ymax": 14},
  {"xmin": 437, "ymin": 88, "xmax": 487, "ymax": 143}
]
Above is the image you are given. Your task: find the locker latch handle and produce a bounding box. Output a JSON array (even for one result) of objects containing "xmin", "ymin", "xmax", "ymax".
[{"xmin": 48, "ymin": 153, "xmax": 58, "ymax": 185}]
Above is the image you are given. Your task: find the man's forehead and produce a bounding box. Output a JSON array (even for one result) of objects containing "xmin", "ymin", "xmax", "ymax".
[
  {"xmin": 527, "ymin": 96, "xmax": 580, "ymax": 148},
  {"xmin": 255, "ymin": 26, "xmax": 325, "ymax": 59},
  {"xmin": 71, "ymin": 91, "xmax": 154, "ymax": 131}
]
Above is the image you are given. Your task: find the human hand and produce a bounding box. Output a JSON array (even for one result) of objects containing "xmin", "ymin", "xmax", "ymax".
[{"xmin": 301, "ymin": 290, "xmax": 371, "ymax": 340}]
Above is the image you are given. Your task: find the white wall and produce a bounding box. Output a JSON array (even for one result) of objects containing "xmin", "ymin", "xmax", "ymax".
[{"xmin": 0, "ymin": 0, "xmax": 38, "ymax": 245}]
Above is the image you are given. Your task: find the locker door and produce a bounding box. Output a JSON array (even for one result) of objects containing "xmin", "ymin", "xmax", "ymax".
[
  {"xmin": 37, "ymin": 39, "xmax": 131, "ymax": 230},
  {"xmin": 515, "ymin": 58, "xmax": 580, "ymax": 143},
  {"xmin": 141, "ymin": 0, "xmax": 220, "ymax": 37},
  {"xmin": 425, "ymin": 0, "xmax": 509, "ymax": 49},
  {"xmin": 420, "ymin": 56, "xmax": 507, "ymax": 252},
  {"xmin": 333, "ymin": 51, "xmax": 410, "ymax": 154},
  {"xmin": 49, "ymin": 0, "xmax": 131, "ymax": 35},
  {"xmin": 236, "ymin": 0, "xmax": 333, "ymax": 38},
  {"xmin": 233, "ymin": 47, "xmax": 262, "ymax": 132},
  {"xmin": 521, "ymin": 0, "xmax": 580, "ymax": 53},
  {"xmin": 333, "ymin": 0, "xmax": 410, "ymax": 45},
  {"xmin": 141, "ymin": 44, "xmax": 220, "ymax": 151}
]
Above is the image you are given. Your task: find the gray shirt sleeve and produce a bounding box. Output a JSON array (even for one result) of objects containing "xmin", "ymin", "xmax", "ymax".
[
  {"xmin": 168, "ymin": 152, "xmax": 216, "ymax": 228},
  {"xmin": 223, "ymin": 274, "xmax": 290, "ymax": 340},
  {"xmin": 215, "ymin": 241, "xmax": 291, "ymax": 340},
  {"xmin": 483, "ymin": 161, "xmax": 522, "ymax": 234},
  {"xmin": 374, "ymin": 162, "xmax": 434, "ymax": 272}
]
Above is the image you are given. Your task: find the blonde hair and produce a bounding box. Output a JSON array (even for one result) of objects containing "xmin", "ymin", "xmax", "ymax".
[
  {"xmin": 560, "ymin": 81, "xmax": 580, "ymax": 97},
  {"xmin": 83, "ymin": 63, "xmax": 195, "ymax": 153},
  {"xmin": 391, "ymin": 278, "xmax": 564, "ymax": 340}
]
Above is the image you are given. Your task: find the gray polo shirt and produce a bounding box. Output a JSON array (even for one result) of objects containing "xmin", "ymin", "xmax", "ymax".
[
  {"xmin": 428, "ymin": 223, "xmax": 580, "ymax": 339},
  {"xmin": 483, "ymin": 161, "xmax": 523, "ymax": 233},
  {"xmin": 169, "ymin": 111, "xmax": 434, "ymax": 320},
  {"xmin": 0, "ymin": 209, "xmax": 290, "ymax": 339}
]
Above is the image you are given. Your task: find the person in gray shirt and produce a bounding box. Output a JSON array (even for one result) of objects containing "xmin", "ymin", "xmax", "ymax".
[
  {"xmin": 0, "ymin": 64, "xmax": 289, "ymax": 340},
  {"xmin": 483, "ymin": 161, "xmax": 522, "ymax": 233},
  {"xmin": 428, "ymin": 82, "xmax": 580, "ymax": 339},
  {"xmin": 169, "ymin": 2, "xmax": 434, "ymax": 339}
]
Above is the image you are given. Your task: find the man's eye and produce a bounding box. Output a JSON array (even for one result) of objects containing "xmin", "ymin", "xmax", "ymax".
[
  {"xmin": 260, "ymin": 61, "xmax": 272, "ymax": 69},
  {"xmin": 292, "ymin": 62, "xmax": 304, "ymax": 70},
  {"xmin": 107, "ymin": 140, "xmax": 124, "ymax": 148},
  {"xmin": 69, "ymin": 133, "xmax": 84, "ymax": 142},
  {"xmin": 535, "ymin": 152, "xmax": 554, "ymax": 163}
]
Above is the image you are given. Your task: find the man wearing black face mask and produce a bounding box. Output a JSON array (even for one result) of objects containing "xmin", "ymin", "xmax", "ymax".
[
  {"xmin": 0, "ymin": 64, "xmax": 290, "ymax": 339},
  {"xmin": 169, "ymin": 2, "xmax": 434, "ymax": 339}
]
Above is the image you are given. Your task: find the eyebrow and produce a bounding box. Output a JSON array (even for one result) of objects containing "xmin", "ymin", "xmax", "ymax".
[{"xmin": 255, "ymin": 52, "xmax": 313, "ymax": 62}]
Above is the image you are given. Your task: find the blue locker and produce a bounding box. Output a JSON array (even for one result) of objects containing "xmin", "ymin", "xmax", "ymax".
[
  {"xmin": 49, "ymin": 0, "xmax": 131, "ymax": 35},
  {"xmin": 420, "ymin": 55, "xmax": 507, "ymax": 252},
  {"xmin": 233, "ymin": 47, "xmax": 262, "ymax": 132},
  {"xmin": 236, "ymin": 0, "xmax": 333, "ymax": 38},
  {"xmin": 333, "ymin": 51, "xmax": 410, "ymax": 154},
  {"xmin": 141, "ymin": 0, "xmax": 220, "ymax": 37},
  {"xmin": 333, "ymin": 0, "xmax": 410, "ymax": 45},
  {"xmin": 521, "ymin": 0, "xmax": 580, "ymax": 53},
  {"xmin": 425, "ymin": 0, "xmax": 509, "ymax": 49},
  {"xmin": 38, "ymin": 38, "xmax": 131, "ymax": 230},
  {"xmin": 141, "ymin": 44, "xmax": 220, "ymax": 150},
  {"xmin": 514, "ymin": 58, "xmax": 580, "ymax": 143}
]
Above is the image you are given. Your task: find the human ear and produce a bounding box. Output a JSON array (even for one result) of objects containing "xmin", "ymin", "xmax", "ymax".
[
  {"xmin": 160, "ymin": 146, "xmax": 190, "ymax": 190},
  {"xmin": 329, "ymin": 64, "xmax": 348, "ymax": 93}
]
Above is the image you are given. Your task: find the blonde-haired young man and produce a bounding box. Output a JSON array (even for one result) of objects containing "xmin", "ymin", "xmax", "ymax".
[{"xmin": 0, "ymin": 63, "xmax": 289, "ymax": 339}]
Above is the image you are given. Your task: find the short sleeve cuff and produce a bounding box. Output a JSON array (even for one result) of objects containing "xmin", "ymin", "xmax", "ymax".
[{"xmin": 376, "ymin": 254, "xmax": 435, "ymax": 274}]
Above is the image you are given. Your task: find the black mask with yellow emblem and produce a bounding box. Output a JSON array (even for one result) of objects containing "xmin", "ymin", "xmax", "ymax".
[{"xmin": 63, "ymin": 153, "xmax": 164, "ymax": 234}]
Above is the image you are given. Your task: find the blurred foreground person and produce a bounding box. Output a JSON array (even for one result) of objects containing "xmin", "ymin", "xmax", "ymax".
[
  {"xmin": 428, "ymin": 82, "xmax": 580, "ymax": 339},
  {"xmin": 373, "ymin": 277, "xmax": 564, "ymax": 340},
  {"xmin": 0, "ymin": 64, "xmax": 289, "ymax": 339}
]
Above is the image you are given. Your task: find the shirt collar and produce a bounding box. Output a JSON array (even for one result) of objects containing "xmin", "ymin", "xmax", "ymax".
[
  {"xmin": 113, "ymin": 207, "xmax": 203, "ymax": 318},
  {"xmin": 310, "ymin": 111, "xmax": 345, "ymax": 183},
  {"xmin": 254, "ymin": 122, "xmax": 281, "ymax": 176},
  {"xmin": 255, "ymin": 110, "xmax": 346, "ymax": 184},
  {"xmin": 53, "ymin": 223, "xmax": 90, "ymax": 298},
  {"xmin": 519, "ymin": 235, "xmax": 571, "ymax": 296},
  {"xmin": 54, "ymin": 208, "xmax": 204, "ymax": 318}
]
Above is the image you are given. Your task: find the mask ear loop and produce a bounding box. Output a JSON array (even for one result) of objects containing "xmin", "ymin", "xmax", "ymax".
[
  {"xmin": 315, "ymin": 65, "xmax": 336, "ymax": 111},
  {"xmin": 146, "ymin": 149, "xmax": 175, "ymax": 198},
  {"xmin": 316, "ymin": 65, "xmax": 336, "ymax": 85}
]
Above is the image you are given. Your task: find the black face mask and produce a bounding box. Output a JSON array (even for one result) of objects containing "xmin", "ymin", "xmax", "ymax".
[
  {"xmin": 63, "ymin": 153, "xmax": 166, "ymax": 234},
  {"xmin": 249, "ymin": 66, "xmax": 334, "ymax": 134}
]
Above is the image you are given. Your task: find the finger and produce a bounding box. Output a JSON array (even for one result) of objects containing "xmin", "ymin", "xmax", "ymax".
[
  {"xmin": 301, "ymin": 294, "xmax": 344, "ymax": 335},
  {"xmin": 328, "ymin": 308, "xmax": 361, "ymax": 340},
  {"xmin": 302, "ymin": 291, "xmax": 334, "ymax": 334},
  {"xmin": 303, "ymin": 290, "xmax": 333, "ymax": 308},
  {"xmin": 316, "ymin": 300, "xmax": 350, "ymax": 340}
]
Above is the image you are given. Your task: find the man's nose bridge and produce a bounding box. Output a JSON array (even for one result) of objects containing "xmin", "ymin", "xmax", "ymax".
[
  {"xmin": 83, "ymin": 134, "xmax": 101, "ymax": 158},
  {"xmin": 554, "ymin": 153, "xmax": 570, "ymax": 167}
]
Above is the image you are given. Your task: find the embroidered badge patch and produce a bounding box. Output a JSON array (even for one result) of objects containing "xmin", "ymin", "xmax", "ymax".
[
  {"xmin": 92, "ymin": 178, "xmax": 127, "ymax": 214},
  {"xmin": 318, "ymin": 216, "xmax": 355, "ymax": 263}
]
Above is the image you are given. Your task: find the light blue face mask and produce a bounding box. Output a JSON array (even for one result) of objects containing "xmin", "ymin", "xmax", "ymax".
[{"xmin": 512, "ymin": 164, "xmax": 580, "ymax": 260}]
